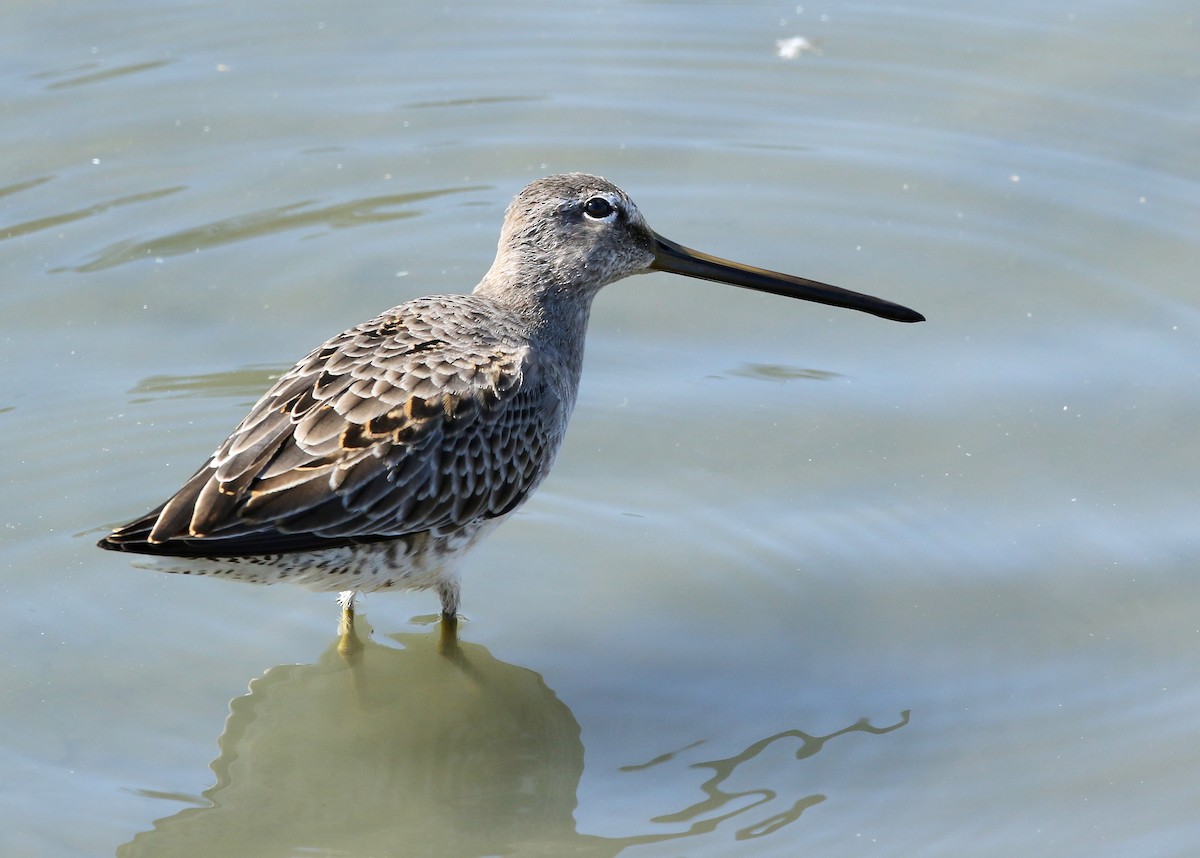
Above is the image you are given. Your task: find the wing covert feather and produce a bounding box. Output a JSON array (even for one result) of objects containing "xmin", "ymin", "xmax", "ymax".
[{"xmin": 121, "ymin": 299, "xmax": 567, "ymax": 555}]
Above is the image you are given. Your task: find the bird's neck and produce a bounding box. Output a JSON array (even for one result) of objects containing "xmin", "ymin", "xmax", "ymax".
[{"xmin": 474, "ymin": 262, "xmax": 599, "ymax": 359}]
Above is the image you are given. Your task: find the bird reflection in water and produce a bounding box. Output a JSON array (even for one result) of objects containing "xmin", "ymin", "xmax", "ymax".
[{"xmin": 119, "ymin": 619, "xmax": 908, "ymax": 857}]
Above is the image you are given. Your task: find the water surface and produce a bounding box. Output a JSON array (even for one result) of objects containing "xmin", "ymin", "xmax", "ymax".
[{"xmin": 2, "ymin": 1, "xmax": 1198, "ymax": 856}]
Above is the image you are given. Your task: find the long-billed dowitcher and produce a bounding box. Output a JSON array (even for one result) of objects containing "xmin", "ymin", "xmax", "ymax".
[{"xmin": 99, "ymin": 173, "xmax": 923, "ymax": 638}]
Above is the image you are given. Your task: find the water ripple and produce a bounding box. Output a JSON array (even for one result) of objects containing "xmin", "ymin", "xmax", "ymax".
[
  {"xmin": 59, "ymin": 185, "xmax": 485, "ymax": 272},
  {"xmin": 1, "ymin": 185, "xmax": 186, "ymax": 241},
  {"xmin": 36, "ymin": 59, "xmax": 173, "ymax": 90}
]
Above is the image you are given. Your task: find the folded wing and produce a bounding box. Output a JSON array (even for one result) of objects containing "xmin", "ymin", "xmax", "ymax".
[{"xmin": 100, "ymin": 301, "xmax": 560, "ymax": 557}]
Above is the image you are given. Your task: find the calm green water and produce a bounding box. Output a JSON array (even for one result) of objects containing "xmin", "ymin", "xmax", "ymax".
[{"xmin": 3, "ymin": 1, "xmax": 1198, "ymax": 856}]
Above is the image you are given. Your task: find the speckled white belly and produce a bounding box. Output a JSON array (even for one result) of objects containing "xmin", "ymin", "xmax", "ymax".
[{"xmin": 135, "ymin": 520, "xmax": 500, "ymax": 594}]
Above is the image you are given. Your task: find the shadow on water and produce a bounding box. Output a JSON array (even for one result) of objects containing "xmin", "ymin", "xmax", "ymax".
[{"xmin": 118, "ymin": 618, "xmax": 908, "ymax": 857}]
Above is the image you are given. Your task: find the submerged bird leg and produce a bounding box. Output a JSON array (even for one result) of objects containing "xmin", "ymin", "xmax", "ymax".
[
  {"xmin": 336, "ymin": 589, "xmax": 357, "ymax": 652},
  {"xmin": 438, "ymin": 613, "xmax": 460, "ymax": 658},
  {"xmin": 437, "ymin": 580, "xmax": 461, "ymax": 656}
]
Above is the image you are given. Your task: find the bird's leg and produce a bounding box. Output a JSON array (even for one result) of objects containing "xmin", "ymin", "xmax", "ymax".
[
  {"xmin": 437, "ymin": 580, "xmax": 460, "ymax": 656},
  {"xmin": 438, "ymin": 613, "xmax": 460, "ymax": 656},
  {"xmin": 337, "ymin": 589, "xmax": 357, "ymax": 629},
  {"xmin": 336, "ymin": 590, "xmax": 361, "ymax": 657}
]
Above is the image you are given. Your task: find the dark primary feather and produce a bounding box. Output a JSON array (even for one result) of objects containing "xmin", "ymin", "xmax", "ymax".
[{"xmin": 99, "ymin": 296, "xmax": 566, "ymax": 558}]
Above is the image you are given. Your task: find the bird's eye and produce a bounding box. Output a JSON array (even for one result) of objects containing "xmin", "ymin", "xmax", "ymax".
[{"xmin": 583, "ymin": 197, "xmax": 615, "ymax": 220}]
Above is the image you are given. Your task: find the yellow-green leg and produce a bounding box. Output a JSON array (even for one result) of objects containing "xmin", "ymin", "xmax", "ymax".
[{"xmin": 336, "ymin": 590, "xmax": 363, "ymax": 658}]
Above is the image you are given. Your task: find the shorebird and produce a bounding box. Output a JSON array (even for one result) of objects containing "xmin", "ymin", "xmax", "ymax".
[{"xmin": 99, "ymin": 173, "xmax": 923, "ymax": 640}]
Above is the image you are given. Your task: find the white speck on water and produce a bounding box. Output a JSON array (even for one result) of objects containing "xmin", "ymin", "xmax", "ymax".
[{"xmin": 776, "ymin": 36, "xmax": 819, "ymax": 58}]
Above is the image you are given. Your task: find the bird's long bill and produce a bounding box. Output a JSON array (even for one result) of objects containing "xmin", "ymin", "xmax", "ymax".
[{"xmin": 650, "ymin": 233, "xmax": 925, "ymax": 323}]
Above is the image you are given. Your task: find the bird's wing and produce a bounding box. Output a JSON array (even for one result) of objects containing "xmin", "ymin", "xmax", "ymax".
[{"xmin": 101, "ymin": 301, "xmax": 563, "ymax": 556}]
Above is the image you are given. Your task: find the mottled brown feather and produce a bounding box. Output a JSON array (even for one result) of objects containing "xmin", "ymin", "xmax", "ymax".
[{"xmin": 108, "ymin": 295, "xmax": 566, "ymax": 556}]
